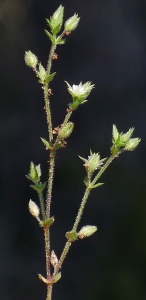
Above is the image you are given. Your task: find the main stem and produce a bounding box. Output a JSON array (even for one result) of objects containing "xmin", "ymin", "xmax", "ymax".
[{"xmin": 44, "ymin": 43, "xmax": 57, "ymax": 300}]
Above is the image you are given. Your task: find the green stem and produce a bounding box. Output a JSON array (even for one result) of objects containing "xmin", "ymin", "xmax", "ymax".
[
  {"xmin": 46, "ymin": 283, "xmax": 53, "ymax": 300},
  {"xmin": 43, "ymin": 43, "xmax": 57, "ymax": 300},
  {"xmin": 54, "ymin": 187, "xmax": 90, "ymax": 276},
  {"xmin": 63, "ymin": 108, "xmax": 73, "ymax": 125},
  {"xmin": 43, "ymin": 43, "xmax": 56, "ymax": 142},
  {"xmin": 38, "ymin": 190, "xmax": 45, "ymax": 221},
  {"xmin": 52, "ymin": 240, "xmax": 71, "ymax": 278},
  {"xmin": 91, "ymin": 155, "xmax": 116, "ymax": 187},
  {"xmin": 44, "ymin": 85, "xmax": 53, "ymax": 142},
  {"xmin": 44, "ymin": 228, "xmax": 51, "ymax": 278},
  {"xmin": 46, "ymin": 151, "xmax": 55, "ymax": 220},
  {"xmin": 73, "ymin": 187, "xmax": 90, "ymax": 231},
  {"xmin": 47, "ymin": 44, "xmax": 57, "ymax": 75}
]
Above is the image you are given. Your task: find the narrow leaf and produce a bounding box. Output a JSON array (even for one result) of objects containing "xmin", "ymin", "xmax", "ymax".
[
  {"xmin": 90, "ymin": 182, "xmax": 104, "ymax": 189},
  {"xmin": 45, "ymin": 72, "xmax": 56, "ymax": 84},
  {"xmin": 40, "ymin": 137, "xmax": 53, "ymax": 149},
  {"xmin": 54, "ymin": 272, "xmax": 61, "ymax": 283},
  {"xmin": 45, "ymin": 30, "xmax": 56, "ymax": 44},
  {"xmin": 40, "ymin": 216, "xmax": 55, "ymax": 228}
]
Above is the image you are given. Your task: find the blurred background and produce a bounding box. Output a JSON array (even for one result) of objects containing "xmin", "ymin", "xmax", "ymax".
[{"xmin": 0, "ymin": 0, "xmax": 146, "ymax": 299}]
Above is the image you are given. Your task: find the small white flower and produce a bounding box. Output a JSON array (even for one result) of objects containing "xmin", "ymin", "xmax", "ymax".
[{"xmin": 65, "ymin": 81, "xmax": 94, "ymax": 99}]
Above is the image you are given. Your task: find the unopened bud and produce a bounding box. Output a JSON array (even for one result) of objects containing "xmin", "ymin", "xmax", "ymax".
[
  {"xmin": 78, "ymin": 225, "xmax": 97, "ymax": 239},
  {"xmin": 125, "ymin": 138, "xmax": 141, "ymax": 151},
  {"xmin": 28, "ymin": 199, "xmax": 40, "ymax": 221},
  {"xmin": 24, "ymin": 51, "xmax": 38, "ymax": 69},
  {"xmin": 47, "ymin": 5, "xmax": 64, "ymax": 35},
  {"xmin": 64, "ymin": 13, "xmax": 80, "ymax": 31},
  {"xmin": 37, "ymin": 63, "xmax": 46, "ymax": 84},
  {"xmin": 58, "ymin": 122, "xmax": 74, "ymax": 140},
  {"xmin": 51, "ymin": 250, "xmax": 58, "ymax": 268}
]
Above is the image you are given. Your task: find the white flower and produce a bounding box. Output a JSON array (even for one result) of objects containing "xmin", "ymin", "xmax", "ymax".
[{"xmin": 65, "ymin": 81, "xmax": 94, "ymax": 99}]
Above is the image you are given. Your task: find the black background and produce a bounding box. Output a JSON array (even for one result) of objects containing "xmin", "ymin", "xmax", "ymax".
[{"xmin": 0, "ymin": 0, "xmax": 146, "ymax": 299}]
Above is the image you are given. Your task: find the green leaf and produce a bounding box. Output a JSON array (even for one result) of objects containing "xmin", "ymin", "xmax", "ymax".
[
  {"xmin": 40, "ymin": 137, "xmax": 53, "ymax": 149},
  {"xmin": 55, "ymin": 38, "xmax": 66, "ymax": 45},
  {"xmin": 40, "ymin": 216, "xmax": 55, "ymax": 228},
  {"xmin": 65, "ymin": 229, "xmax": 78, "ymax": 242},
  {"xmin": 45, "ymin": 30, "xmax": 56, "ymax": 44},
  {"xmin": 89, "ymin": 182, "xmax": 104, "ymax": 189},
  {"xmin": 45, "ymin": 72, "xmax": 56, "ymax": 84},
  {"xmin": 54, "ymin": 272, "xmax": 61, "ymax": 283},
  {"xmin": 30, "ymin": 182, "xmax": 46, "ymax": 192}
]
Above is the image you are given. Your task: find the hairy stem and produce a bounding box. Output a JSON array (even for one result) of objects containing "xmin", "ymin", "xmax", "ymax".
[
  {"xmin": 47, "ymin": 44, "xmax": 56, "ymax": 75},
  {"xmin": 91, "ymin": 154, "xmax": 116, "ymax": 186},
  {"xmin": 44, "ymin": 85, "xmax": 53, "ymax": 142},
  {"xmin": 38, "ymin": 190, "xmax": 45, "ymax": 221},
  {"xmin": 46, "ymin": 284, "xmax": 53, "ymax": 300},
  {"xmin": 44, "ymin": 43, "xmax": 57, "ymax": 300},
  {"xmin": 46, "ymin": 151, "xmax": 55, "ymax": 220},
  {"xmin": 44, "ymin": 228, "xmax": 51, "ymax": 278},
  {"xmin": 73, "ymin": 187, "xmax": 90, "ymax": 231}
]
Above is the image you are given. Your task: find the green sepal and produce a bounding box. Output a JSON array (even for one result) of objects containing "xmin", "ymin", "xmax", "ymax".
[
  {"xmin": 40, "ymin": 216, "xmax": 55, "ymax": 228},
  {"xmin": 68, "ymin": 99, "xmax": 87, "ymax": 111},
  {"xmin": 65, "ymin": 229, "xmax": 78, "ymax": 242},
  {"xmin": 26, "ymin": 161, "xmax": 39, "ymax": 183},
  {"xmin": 46, "ymin": 19, "xmax": 62, "ymax": 36},
  {"xmin": 30, "ymin": 181, "xmax": 46, "ymax": 192},
  {"xmin": 89, "ymin": 182, "xmax": 104, "ymax": 189},
  {"xmin": 46, "ymin": 18, "xmax": 51, "ymax": 28},
  {"xmin": 40, "ymin": 138, "xmax": 53, "ymax": 150},
  {"xmin": 45, "ymin": 30, "xmax": 56, "ymax": 44},
  {"xmin": 53, "ymin": 272, "xmax": 61, "ymax": 283},
  {"xmin": 37, "ymin": 63, "xmax": 46, "ymax": 84},
  {"xmin": 44, "ymin": 72, "xmax": 56, "ymax": 84}
]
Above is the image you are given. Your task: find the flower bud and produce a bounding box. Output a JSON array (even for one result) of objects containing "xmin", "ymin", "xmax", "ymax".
[
  {"xmin": 28, "ymin": 200, "xmax": 40, "ymax": 221},
  {"xmin": 78, "ymin": 225, "xmax": 97, "ymax": 239},
  {"xmin": 24, "ymin": 51, "xmax": 38, "ymax": 69},
  {"xmin": 122, "ymin": 127, "xmax": 134, "ymax": 142},
  {"xmin": 64, "ymin": 13, "xmax": 80, "ymax": 31},
  {"xmin": 47, "ymin": 5, "xmax": 64, "ymax": 35},
  {"xmin": 58, "ymin": 122, "xmax": 74, "ymax": 140},
  {"xmin": 37, "ymin": 63, "xmax": 46, "ymax": 84},
  {"xmin": 112, "ymin": 125, "xmax": 119, "ymax": 142},
  {"xmin": 79, "ymin": 150, "xmax": 106, "ymax": 175},
  {"xmin": 51, "ymin": 250, "xmax": 58, "ymax": 267},
  {"xmin": 124, "ymin": 138, "xmax": 141, "ymax": 151}
]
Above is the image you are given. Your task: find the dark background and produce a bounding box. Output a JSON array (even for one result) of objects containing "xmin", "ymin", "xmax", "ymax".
[{"xmin": 0, "ymin": 0, "xmax": 146, "ymax": 299}]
